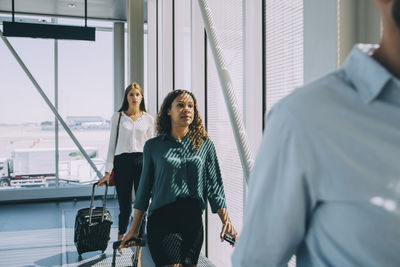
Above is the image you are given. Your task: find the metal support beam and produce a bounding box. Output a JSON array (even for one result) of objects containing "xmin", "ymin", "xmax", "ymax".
[
  {"xmin": 197, "ymin": 0, "xmax": 253, "ymax": 184},
  {"xmin": 113, "ymin": 22, "xmax": 125, "ymax": 111},
  {"xmin": 0, "ymin": 29, "xmax": 103, "ymax": 179},
  {"xmin": 243, "ymin": 0, "xmax": 263, "ymax": 161},
  {"xmin": 127, "ymin": 0, "xmax": 145, "ymax": 85},
  {"xmin": 146, "ymin": 0, "xmax": 159, "ymax": 118},
  {"xmin": 53, "ymin": 18, "xmax": 60, "ymax": 186}
]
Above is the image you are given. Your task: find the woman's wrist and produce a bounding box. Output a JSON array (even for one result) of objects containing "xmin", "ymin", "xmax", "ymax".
[
  {"xmin": 128, "ymin": 228, "xmax": 139, "ymax": 236},
  {"xmin": 222, "ymin": 219, "xmax": 231, "ymax": 225}
]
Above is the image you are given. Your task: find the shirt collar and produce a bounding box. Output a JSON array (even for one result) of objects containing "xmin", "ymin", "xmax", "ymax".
[
  {"xmin": 161, "ymin": 133, "xmax": 169, "ymax": 141},
  {"xmin": 342, "ymin": 44, "xmax": 393, "ymax": 104},
  {"xmin": 161, "ymin": 133, "xmax": 189, "ymax": 143},
  {"xmin": 395, "ymin": 77, "xmax": 400, "ymax": 88}
]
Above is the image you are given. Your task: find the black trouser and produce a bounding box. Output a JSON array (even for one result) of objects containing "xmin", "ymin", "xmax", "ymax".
[{"xmin": 114, "ymin": 152, "xmax": 145, "ymax": 235}]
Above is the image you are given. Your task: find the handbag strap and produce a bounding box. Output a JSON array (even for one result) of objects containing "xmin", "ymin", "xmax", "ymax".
[{"xmin": 115, "ymin": 112, "xmax": 122, "ymax": 150}]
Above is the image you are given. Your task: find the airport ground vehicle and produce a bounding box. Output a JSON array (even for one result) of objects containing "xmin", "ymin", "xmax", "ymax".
[{"xmin": 0, "ymin": 147, "xmax": 101, "ymax": 187}]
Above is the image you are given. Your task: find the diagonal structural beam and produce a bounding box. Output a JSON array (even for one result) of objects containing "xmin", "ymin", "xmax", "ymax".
[
  {"xmin": 197, "ymin": 0, "xmax": 253, "ymax": 184},
  {"xmin": 0, "ymin": 29, "xmax": 103, "ymax": 179}
]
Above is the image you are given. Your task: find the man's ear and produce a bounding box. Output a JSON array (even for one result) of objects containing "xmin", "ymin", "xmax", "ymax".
[
  {"xmin": 373, "ymin": 0, "xmax": 391, "ymax": 10},
  {"xmin": 375, "ymin": 0, "xmax": 392, "ymax": 4},
  {"xmin": 167, "ymin": 109, "xmax": 171, "ymax": 116}
]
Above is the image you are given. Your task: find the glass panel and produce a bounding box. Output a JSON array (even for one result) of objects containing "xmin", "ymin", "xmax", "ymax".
[
  {"xmin": 263, "ymin": 1, "xmax": 304, "ymax": 265},
  {"xmin": 265, "ymin": 0, "xmax": 304, "ymax": 114},
  {"xmin": 57, "ymin": 30, "xmax": 113, "ymax": 186},
  {"xmin": 0, "ymin": 26, "xmax": 56, "ymax": 190},
  {"xmin": 205, "ymin": 1, "xmax": 244, "ymax": 266},
  {"xmin": 0, "ymin": 16, "xmax": 115, "ymax": 193}
]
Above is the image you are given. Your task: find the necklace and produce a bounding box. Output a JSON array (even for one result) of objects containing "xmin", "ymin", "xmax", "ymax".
[{"xmin": 125, "ymin": 111, "xmax": 143, "ymax": 119}]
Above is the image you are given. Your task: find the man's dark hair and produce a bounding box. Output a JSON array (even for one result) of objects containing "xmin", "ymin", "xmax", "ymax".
[{"xmin": 393, "ymin": 0, "xmax": 400, "ymax": 29}]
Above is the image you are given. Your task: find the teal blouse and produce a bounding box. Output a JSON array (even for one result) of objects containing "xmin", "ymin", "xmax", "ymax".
[{"xmin": 133, "ymin": 133, "xmax": 226, "ymax": 216}]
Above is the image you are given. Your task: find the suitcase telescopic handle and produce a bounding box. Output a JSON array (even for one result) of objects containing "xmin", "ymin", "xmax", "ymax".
[
  {"xmin": 111, "ymin": 237, "xmax": 145, "ymax": 267},
  {"xmin": 89, "ymin": 182, "xmax": 108, "ymax": 224},
  {"xmin": 112, "ymin": 237, "xmax": 145, "ymax": 249}
]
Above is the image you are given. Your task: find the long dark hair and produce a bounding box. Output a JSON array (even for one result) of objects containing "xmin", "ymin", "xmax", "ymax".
[
  {"xmin": 156, "ymin": 89, "xmax": 208, "ymax": 151},
  {"xmin": 118, "ymin": 82, "xmax": 147, "ymax": 112}
]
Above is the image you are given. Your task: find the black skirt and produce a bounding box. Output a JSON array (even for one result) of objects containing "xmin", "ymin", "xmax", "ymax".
[{"xmin": 147, "ymin": 198, "xmax": 204, "ymax": 267}]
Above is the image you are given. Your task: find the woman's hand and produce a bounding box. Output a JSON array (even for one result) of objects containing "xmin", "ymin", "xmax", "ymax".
[
  {"xmin": 98, "ymin": 172, "xmax": 110, "ymax": 186},
  {"xmin": 120, "ymin": 209, "xmax": 144, "ymax": 249},
  {"xmin": 120, "ymin": 230, "xmax": 139, "ymax": 248},
  {"xmin": 216, "ymin": 208, "xmax": 238, "ymax": 246},
  {"xmin": 220, "ymin": 220, "xmax": 238, "ymax": 246}
]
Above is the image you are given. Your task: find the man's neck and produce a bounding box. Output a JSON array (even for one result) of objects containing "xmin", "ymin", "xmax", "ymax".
[{"xmin": 373, "ymin": 28, "xmax": 400, "ymax": 78}]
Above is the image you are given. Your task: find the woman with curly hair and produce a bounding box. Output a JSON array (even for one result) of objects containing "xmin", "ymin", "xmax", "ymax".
[{"xmin": 121, "ymin": 89, "xmax": 237, "ymax": 267}]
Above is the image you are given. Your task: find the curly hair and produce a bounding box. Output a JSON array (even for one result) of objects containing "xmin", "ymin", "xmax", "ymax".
[
  {"xmin": 156, "ymin": 89, "xmax": 208, "ymax": 151},
  {"xmin": 118, "ymin": 82, "xmax": 146, "ymax": 112}
]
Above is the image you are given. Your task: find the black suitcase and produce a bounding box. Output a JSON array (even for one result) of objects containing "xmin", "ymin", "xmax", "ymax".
[{"xmin": 74, "ymin": 182, "xmax": 113, "ymax": 256}]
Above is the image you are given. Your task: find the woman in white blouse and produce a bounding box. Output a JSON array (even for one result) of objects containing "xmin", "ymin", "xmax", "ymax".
[{"xmin": 98, "ymin": 82, "xmax": 154, "ymax": 244}]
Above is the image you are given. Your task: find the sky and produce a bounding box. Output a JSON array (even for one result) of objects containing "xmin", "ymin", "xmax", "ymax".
[{"xmin": 0, "ymin": 19, "xmax": 115, "ymax": 124}]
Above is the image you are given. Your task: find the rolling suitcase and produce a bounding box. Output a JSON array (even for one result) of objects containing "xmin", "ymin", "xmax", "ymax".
[{"xmin": 74, "ymin": 182, "xmax": 113, "ymax": 256}]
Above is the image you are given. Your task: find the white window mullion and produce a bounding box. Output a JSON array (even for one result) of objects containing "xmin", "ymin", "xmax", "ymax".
[
  {"xmin": 191, "ymin": 0, "xmax": 205, "ymax": 119},
  {"xmin": 158, "ymin": 0, "xmax": 174, "ymax": 107},
  {"xmin": 146, "ymin": 0, "xmax": 158, "ymax": 117}
]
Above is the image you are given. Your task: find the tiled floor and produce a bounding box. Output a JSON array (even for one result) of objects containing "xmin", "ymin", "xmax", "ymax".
[
  {"xmin": 0, "ymin": 199, "xmax": 135, "ymax": 267},
  {"xmin": 0, "ymin": 198, "xmax": 216, "ymax": 267}
]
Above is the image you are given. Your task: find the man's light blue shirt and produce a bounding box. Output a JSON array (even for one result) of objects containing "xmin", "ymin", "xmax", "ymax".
[{"xmin": 232, "ymin": 44, "xmax": 400, "ymax": 267}]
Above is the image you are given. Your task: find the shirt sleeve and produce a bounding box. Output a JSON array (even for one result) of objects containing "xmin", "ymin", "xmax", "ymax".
[
  {"xmin": 133, "ymin": 140, "xmax": 155, "ymax": 211},
  {"xmin": 232, "ymin": 104, "xmax": 318, "ymax": 267},
  {"xmin": 205, "ymin": 140, "xmax": 227, "ymax": 213},
  {"xmin": 105, "ymin": 112, "xmax": 119, "ymax": 174}
]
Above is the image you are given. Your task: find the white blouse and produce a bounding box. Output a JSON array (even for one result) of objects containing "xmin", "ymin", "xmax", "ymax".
[{"xmin": 105, "ymin": 111, "xmax": 154, "ymax": 173}]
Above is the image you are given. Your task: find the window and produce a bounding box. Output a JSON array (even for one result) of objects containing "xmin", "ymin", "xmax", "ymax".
[
  {"xmin": 57, "ymin": 25, "xmax": 113, "ymax": 185},
  {"xmin": 264, "ymin": 0, "xmax": 304, "ymax": 115},
  {"xmin": 0, "ymin": 17, "xmax": 115, "ymax": 196},
  {"xmin": 205, "ymin": 1, "xmax": 244, "ymax": 266},
  {"xmin": 0, "ymin": 23, "xmax": 55, "ymax": 190}
]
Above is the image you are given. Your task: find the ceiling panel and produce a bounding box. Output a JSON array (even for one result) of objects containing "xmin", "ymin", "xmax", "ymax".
[{"xmin": 0, "ymin": 0, "xmax": 127, "ymax": 21}]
